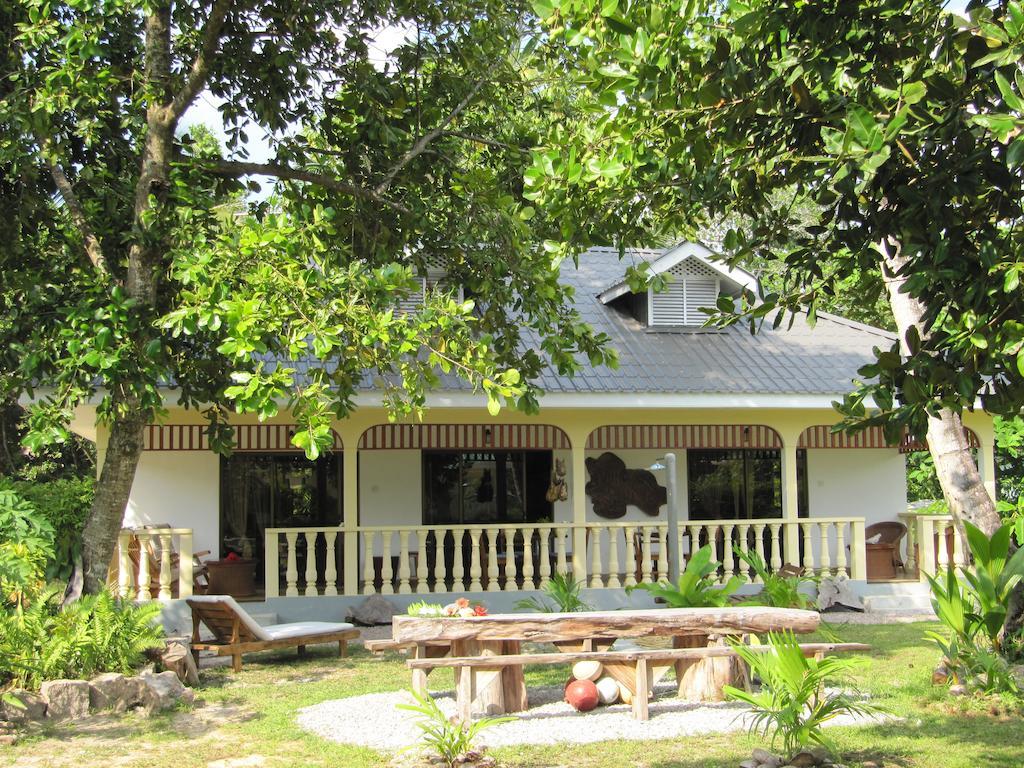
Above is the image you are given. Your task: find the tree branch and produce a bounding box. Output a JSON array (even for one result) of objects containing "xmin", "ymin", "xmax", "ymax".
[
  {"xmin": 167, "ymin": 0, "xmax": 234, "ymax": 121},
  {"xmin": 374, "ymin": 74, "xmax": 492, "ymax": 195},
  {"xmin": 204, "ymin": 160, "xmax": 412, "ymax": 215},
  {"xmin": 443, "ymin": 130, "xmax": 530, "ymax": 153},
  {"xmin": 36, "ymin": 136, "xmax": 109, "ymax": 274}
]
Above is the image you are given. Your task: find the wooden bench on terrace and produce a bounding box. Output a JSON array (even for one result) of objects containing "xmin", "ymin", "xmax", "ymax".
[{"xmin": 408, "ymin": 641, "xmax": 871, "ymax": 721}]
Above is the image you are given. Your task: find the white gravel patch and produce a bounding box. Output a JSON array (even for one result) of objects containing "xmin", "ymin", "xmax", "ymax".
[{"xmin": 296, "ymin": 683, "xmax": 885, "ymax": 750}]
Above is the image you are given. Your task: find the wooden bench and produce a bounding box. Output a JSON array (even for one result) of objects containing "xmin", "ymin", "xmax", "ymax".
[{"xmin": 408, "ymin": 642, "xmax": 870, "ymax": 721}]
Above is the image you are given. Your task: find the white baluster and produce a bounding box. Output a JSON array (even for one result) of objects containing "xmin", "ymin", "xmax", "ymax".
[
  {"xmin": 607, "ymin": 527, "xmax": 622, "ymax": 589},
  {"xmin": 639, "ymin": 526, "xmax": 653, "ymax": 582},
  {"xmin": 937, "ymin": 522, "xmax": 951, "ymax": 570},
  {"xmin": 137, "ymin": 534, "xmax": 152, "ymax": 600},
  {"xmin": 952, "ymin": 524, "xmax": 966, "ymax": 568},
  {"xmin": 555, "ymin": 527, "xmax": 569, "ymax": 575},
  {"xmin": 416, "ymin": 532, "xmax": 429, "ymax": 592},
  {"xmin": 521, "ymin": 528, "xmax": 536, "ymax": 589},
  {"xmin": 285, "ymin": 531, "xmax": 299, "ymax": 597},
  {"xmin": 157, "ymin": 533, "xmax": 173, "ymax": 601},
  {"xmin": 736, "ymin": 524, "xmax": 751, "ymax": 584},
  {"xmin": 623, "ymin": 526, "xmax": 638, "ymax": 587},
  {"xmin": 468, "ymin": 529, "xmax": 483, "ymax": 592},
  {"xmin": 752, "ymin": 524, "xmax": 766, "ymax": 584},
  {"xmin": 835, "ymin": 522, "xmax": 848, "ymax": 577},
  {"xmin": 303, "ymin": 531, "xmax": 318, "ymax": 596},
  {"xmin": 819, "ymin": 523, "xmax": 832, "ymax": 576},
  {"xmin": 324, "ymin": 531, "xmax": 339, "ymax": 596},
  {"xmin": 801, "ymin": 523, "xmax": 815, "ymax": 572},
  {"xmin": 722, "ymin": 524, "xmax": 736, "ymax": 581},
  {"xmin": 904, "ymin": 517, "xmax": 918, "ymax": 575},
  {"xmin": 449, "ymin": 531, "xmax": 464, "ymax": 592},
  {"xmin": 118, "ymin": 530, "xmax": 134, "ymax": 600},
  {"xmin": 361, "ymin": 531, "xmax": 376, "ymax": 595},
  {"xmin": 657, "ymin": 524, "xmax": 668, "ymax": 580},
  {"xmin": 503, "ymin": 528, "xmax": 519, "ymax": 591},
  {"xmin": 769, "ymin": 523, "xmax": 783, "ymax": 572},
  {"xmin": 589, "ymin": 527, "xmax": 603, "ymax": 588},
  {"xmin": 380, "ymin": 531, "xmax": 395, "ymax": 595},
  {"xmin": 538, "ymin": 528, "xmax": 552, "ymax": 588},
  {"xmin": 398, "ymin": 530, "xmax": 412, "ymax": 594},
  {"xmin": 178, "ymin": 530, "xmax": 193, "ymax": 599},
  {"xmin": 486, "ymin": 529, "xmax": 500, "ymax": 592}
]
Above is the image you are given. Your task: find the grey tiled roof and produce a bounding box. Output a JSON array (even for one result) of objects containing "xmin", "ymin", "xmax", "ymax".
[{"xmin": 293, "ymin": 245, "xmax": 896, "ymax": 397}]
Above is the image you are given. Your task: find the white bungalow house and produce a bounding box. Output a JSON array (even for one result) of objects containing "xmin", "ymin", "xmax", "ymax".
[{"xmin": 71, "ymin": 242, "xmax": 997, "ymax": 620}]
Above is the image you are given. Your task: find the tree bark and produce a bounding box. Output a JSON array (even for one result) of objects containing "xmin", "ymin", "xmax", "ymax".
[
  {"xmin": 80, "ymin": 402, "xmax": 147, "ymax": 594},
  {"xmin": 879, "ymin": 239, "xmax": 1001, "ymax": 536}
]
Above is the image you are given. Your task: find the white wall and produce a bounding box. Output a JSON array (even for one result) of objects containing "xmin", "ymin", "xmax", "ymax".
[
  {"xmin": 359, "ymin": 450, "xmax": 422, "ymax": 528},
  {"xmin": 124, "ymin": 452, "xmax": 220, "ymax": 558},
  {"xmin": 806, "ymin": 448, "xmax": 906, "ymax": 526}
]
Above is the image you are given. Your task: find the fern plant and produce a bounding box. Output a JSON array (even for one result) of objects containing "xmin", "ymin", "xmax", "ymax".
[
  {"xmin": 627, "ymin": 544, "xmax": 743, "ymax": 607},
  {"xmin": 0, "ymin": 588, "xmax": 163, "ymax": 690},
  {"xmin": 725, "ymin": 631, "xmax": 877, "ymax": 758},
  {"xmin": 397, "ymin": 688, "xmax": 513, "ymax": 768},
  {"xmin": 514, "ymin": 571, "xmax": 591, "ymax": 612}
]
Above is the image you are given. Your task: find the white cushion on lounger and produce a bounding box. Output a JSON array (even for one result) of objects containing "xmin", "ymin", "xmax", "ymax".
[
  {"xmin": 263, "ymin": 621, "xmax": 356, "ymax": 642},
  {"xmin": 188, "ymin": 594, "xmax": 272, "ymax": 640}
]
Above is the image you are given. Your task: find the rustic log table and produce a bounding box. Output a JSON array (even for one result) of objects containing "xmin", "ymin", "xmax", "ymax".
[{"xmin": 392, "ymin": 606, "xmax": 821, "ymax": 717}]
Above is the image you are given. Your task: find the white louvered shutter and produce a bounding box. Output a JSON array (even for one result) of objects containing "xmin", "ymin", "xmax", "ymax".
[
  {"xmin": 397, "ymin": 277, "xmax": 426, "ymax": 313},
  {"xmin": 650, "ymin": 258, "xmax": 720, "ymax": 326}
]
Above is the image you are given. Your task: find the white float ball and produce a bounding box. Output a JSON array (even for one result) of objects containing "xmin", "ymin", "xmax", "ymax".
[
  {"xmin": 572, "ymin": 660, "xmax": 603, "ymax": 682},
  {"xmin": 618, "ymin": 683, "xmax": 633, "ymax": 704},
  {"xmin": 595, "ymin": 676, "xmax": 620, "ymax": 705}
]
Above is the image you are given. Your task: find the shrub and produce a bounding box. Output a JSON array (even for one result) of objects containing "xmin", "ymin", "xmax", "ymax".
[
  {"xmin": 515, "ymin": 571, "xmax": 591, "ymax": 613},
  {"xmin": 0, "ymin": 588, "xmax": 164, "ymax": 691},
  {"xmin": 725, "ymin": 631, "xmax": 877, "ymax": 758},
  {"xmin": 0, "ymin": 486, "xmax": 55, "ymax": 606},
  {"xmin": 733, "ymin": 546, "xmax": 817, "ymax": 609},
  {"xmin": 10, "ymin": 477, "xmax": 94, "ymax": 581},
  {"xmin": 627, "ymin": 544, "xmax": 743, "ymax": 607},
  {"xmin": 397, "ymin": 687, "xmax": 512, "ymax": 768}
]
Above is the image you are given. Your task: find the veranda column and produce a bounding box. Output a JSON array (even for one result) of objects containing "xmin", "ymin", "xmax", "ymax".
[
  {"xmin": 976, "ymin": 432, "xmax": 997, "ymax": 505},
  {"xmin": 339, "ymin": 426, "xmax": 362, "ymax": 596},
  {"xmin": 568, "ymin": 427, "xmax": 590, "ymax": 582},
  {"xmin": 779, "ymin": 431, "xmax": 801, "ymax": 568}
]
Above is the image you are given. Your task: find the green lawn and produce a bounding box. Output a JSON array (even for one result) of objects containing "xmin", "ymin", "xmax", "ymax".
[{"xmin": 4, "ymin": 622, "xmax": 1023, "ymax": 768}]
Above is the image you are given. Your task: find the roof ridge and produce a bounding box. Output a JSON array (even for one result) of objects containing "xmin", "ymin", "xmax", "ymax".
[{"xmin": 814, "ymin": 310, "xmax": 897, "ymax": 340}]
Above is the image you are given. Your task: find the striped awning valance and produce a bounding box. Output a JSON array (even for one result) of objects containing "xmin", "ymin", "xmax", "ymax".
[
  {"xmin": 798, "ymin": 425, "xmax": 981, "ymax": 451},
  {"xmin": 585, "ymin": 425, "xmax": 782, "ymax": 451},
  {"xmin": 142, "ymin": 424, "xmax": 343, "ymax": 452},
  {"xmin": 358, "ymin": 423, "xmax": 571, "ymax": 450}
]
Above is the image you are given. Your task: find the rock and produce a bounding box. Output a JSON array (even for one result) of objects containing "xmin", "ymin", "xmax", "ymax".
[
  {"xmin": 0, "ymin": 689, "xmax": 46, "ymax": 723},
  {"xmin": 346, "ymin": 595, "xmax": 399, "ymax": 626},
  {"xmin": 161, "ymin": 642, "xmax": 200, "ymax": 687},
  {"xmin": 0, "ymin": 733, "xmax": 17, "ymax": 746},
  {"xmin": 931, "ymin": 664, "xmax": 949, "ymax": 685},
  {"xmin": 788, "ymin": 749, "xmax": 825, "ymax": 768},
  {"xmin": 89, "ymin": 673, "xmax": 147, "ymax": 713},
  {"xmin": 40, "ymin": 680, "xmax": 91, "ymax": 721},
  {"xmin": 752, "ymin": 748, "xmax": 782, "ymax": 767},
  {"xmin": 816, "ymin": 574, "xmax": 865, "ymax": 612},
  {"xmin": 949, "ymin": 683, "xmax": 968, "ymax": 697},
  {"xmin": 739, "ymin": 760, "xmax": 759, "ymax": 768},
  {"xmin": 140, "ymin": 670, "xmax": 193, "ymax": 714}
]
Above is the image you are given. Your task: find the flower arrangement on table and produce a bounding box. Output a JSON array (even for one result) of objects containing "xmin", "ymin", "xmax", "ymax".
[{"xmin": 407, "ymin": 597, "xmax": 487, "ymax": 618}]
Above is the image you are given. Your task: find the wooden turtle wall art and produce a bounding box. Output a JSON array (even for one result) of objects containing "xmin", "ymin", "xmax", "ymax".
[{"xmin": 585, "ymin": 452, "xmax": 667, "ymax": 519}]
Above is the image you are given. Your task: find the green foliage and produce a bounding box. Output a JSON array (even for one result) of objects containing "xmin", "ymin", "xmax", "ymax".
[
  {"xmin": 733, "ymin": 546, "xmax": 816, "ymax": 610},
  {"xmin": 627, "ymin": 544, "xmax": 743, "ymax": 607},
  {"xmin": 724, "ymin": 631, "xmax": 877, "ymax": 758},
  {"xmin": 396, "ymin": 687, "xmax": 513, "ymax": 768},
  {"xmin": 9, "ymin": 476, "xmax": 94, "ymax": 580},
  {"xmin": 514, "ymin": 571, "xmax": 591, "ymax": 613},
  {"xmin": 0, "ymin": 588, "xmax": 163, "ymax": 691},
  {"xmin": 0, "ymin": 485, "xmax": 54, "ymax": 605},
  {"xmin": 530, "ymin": 0, "xmax": 1024, "ymax": 441},
  {"xmin": 927, "ymin": 521, "xmax": 1024, "ymax": 693},
  {"xmin": 406, "ymin": 601, "xmax": 446, "ymax": 618}
]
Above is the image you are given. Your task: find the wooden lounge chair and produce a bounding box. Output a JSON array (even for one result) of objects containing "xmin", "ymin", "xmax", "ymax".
[{"xmin": 187, "ymin": 595, "xmax": 359, "ymax": 672}]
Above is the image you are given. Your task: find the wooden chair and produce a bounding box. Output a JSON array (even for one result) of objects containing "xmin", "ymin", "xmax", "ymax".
[
  {"xmin": 864, "ymin": 521, "xmax": 908, "ymax": 575},
  {"xmin": 187, "ymin": 595, "xmax": 360, "ymax": 672},
  {"xmin": 130, "ymin": 525, "xmax": 211, "ymax": 597}
]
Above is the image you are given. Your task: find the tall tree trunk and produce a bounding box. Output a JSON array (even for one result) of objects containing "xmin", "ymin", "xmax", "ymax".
[
  {"xmin": 80, "ymin": 402, "xmax": 147, "ymax": 594},
  {"xmin": 879, "ymin": 239, "xmax": 1001, "ymax": 536}
]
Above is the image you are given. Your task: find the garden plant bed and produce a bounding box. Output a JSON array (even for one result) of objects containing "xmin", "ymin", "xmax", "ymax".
[{"xmin": 3, "ymin": 623, "xmax": 1024, "ymax": 768}]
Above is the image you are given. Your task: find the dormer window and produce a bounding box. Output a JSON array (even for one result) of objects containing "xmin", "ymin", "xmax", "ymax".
[
  {"xmin": 397, "ymin": 257, "xmax": 464, "ymax": 313},
  {"xmin": 648, "ymin": 258, "xmax": 721, "ymax": 327},
  {"xmin": 595, "ymin": 242, "xmax": 760, "ymax": 331}
]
